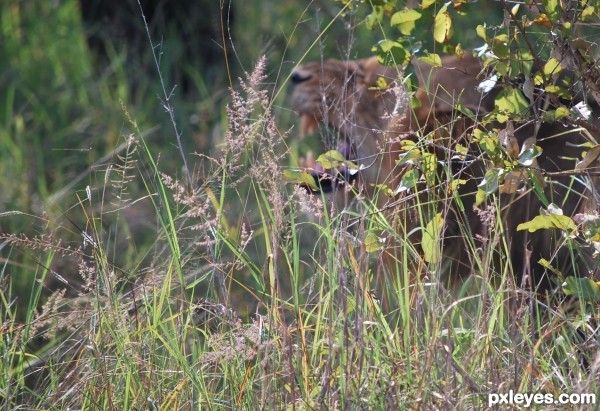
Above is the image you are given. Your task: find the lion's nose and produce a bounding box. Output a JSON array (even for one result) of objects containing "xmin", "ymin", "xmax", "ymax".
[{"xmin": 291, "ymin": 71, "xmax": 311, "ymax": 84}]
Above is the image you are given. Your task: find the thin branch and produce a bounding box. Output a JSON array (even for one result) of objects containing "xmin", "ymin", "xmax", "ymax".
[{"xmin": 136, "ymin": 0, "xmax": 193, "ymax": 190}]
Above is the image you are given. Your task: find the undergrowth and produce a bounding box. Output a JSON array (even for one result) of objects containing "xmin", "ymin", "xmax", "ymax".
[{"xmin": 1, "ymin": 54, "xmax": 598, "ymax": 410}]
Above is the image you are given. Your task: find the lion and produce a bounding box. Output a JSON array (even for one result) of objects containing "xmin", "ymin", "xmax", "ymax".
[
  {"xmin": 290, "ymin": 56, "xmax": 400, "ymax": 188},
  {"xmin": 289, "ymin": 54, "xmax": 599, "ymax": 290},
  {"xmin": 290, "ymin": 55, "xmax": 494, "ymax": 193}
]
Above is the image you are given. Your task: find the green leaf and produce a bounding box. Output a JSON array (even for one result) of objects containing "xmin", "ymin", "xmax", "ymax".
[
  {"xmin": 375, "ymin": 76, "xmax": 389, "ymax": 90},
  {"xmin": 423, "ymin": 213, "xmax": 444, "ymax": 264},
  {"xmin": 538, "ymin": 258, "xmax": 563, "ymax": 276},
  {"xmin": 456, "ymin": 103, "xmax": 475, "ymax": 119},
  {"xmin": 475, "ymin": 188, "xmax": 487, "ymax": 206},
  {"xmin": 372, "ymin": 183, "xmax": 395, "ymax": 197},
  {"xmin": 495, "ymin": 113, "xmax": 509, "ymax": 123},
  {"xmin": 542, "ymin": 106, "xmax": 570, "ymax": 122},
  {"xmin": 346, "ymin": 295, "xmax": 356, "ymax": 315},
  {"xmin": 365, "ymin": 5, "xmax": 384, "ymax": 31},
  {"xmin": 543, "ymin": 57, "xmax": 562, "ymax": 77},
  {"xmin": 495, "ymin": 61, "xmax": 509, "ymax": 77},
  {"xmin": 517, "ymin": 144, "xmax": 542, "ymax": 166},
  {"xmin": 448, "ymin": 178, "xmax": 466, "ymax": 194},
  {"xmin": 283, "ymin": 170, "xmax": 318, "ymax": 191},
  {"xmin": 476, "ymin": 24, "xmax": 487, "ymax": 41},
  {"xmin": 562, "ymin": 277, "xmax": 600, "ymax": 302},
  {"xmin": 516, "ymin": 214, "xmax": 577, "ymax": 233},
  {"xmin": 535, "ymin": 58, "xmax": 562, "ymax": 84},
  {"xmin": 422, "ymin": 0, "xmax": 437, "ymax": 9},
  {"xmin": 453, "ymin": 143, "xmax": 468, "ymax": 160},
  {"xmin": 372, "ymin": 39, "xmax": 411, "ymax": 65},
  {"xmin": 494, "ymin": 87, "xmax": 529, "ymax": 115},
  {"xmin": 581, "ymin": 5, "xmax": 595, "ymax": 20},
  {"xmin": 544, "ymin": 85, "xmax": 571, "ymax": 99},
  {"xmin": 365, "ymin": 232, "xmax": 384, "ymax": 253},
  {"xmin": 396, "ymin": 140, "xmax": 421, "ymax": 166},
  {"xmin": 390, "ymin": 9, "xmax": 422, "ymax": 35},
  {"xmin": 395, "ymin": 169, "xmax": 419, "ymax": 193},
  {"xmin": 418, "ymin": 53, "xmax": 442, "ymax": 68},
  {"xmin": 422, "ymin": 152, "xmax": 438, "ymax": 186},
  {"xmin": 491, "ymin": 35, "xmax": 510, "ymax": 59},
  {"xmin": 433, "ymin": 3, "xmax": 454, "ymax": 44},
  {"xmin": 316, "ymin": 150, "xmax": 345, "ymax": 169},
  {"xmin": 542, "ymin": 0, "xmax": 558, "ymax": 20},
  {"xmin": 478, "ymin": 168, "xmax": 501, "ymax": 195}
]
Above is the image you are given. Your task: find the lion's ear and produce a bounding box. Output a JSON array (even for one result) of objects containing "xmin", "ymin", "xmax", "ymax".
[
  {"xmin": 358, "ymin": 56, "xmax": 381, "ymax": 85},
  {"xmin": 345, "ymin": 60, "xmax": 366, "ymax": 80},
  {"xmin": 360, "ymin": 56, "xmax": 402, "ymax": 88}
]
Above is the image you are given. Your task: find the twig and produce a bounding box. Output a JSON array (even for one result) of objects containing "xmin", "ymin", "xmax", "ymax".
[{"xmin": 136, "ymin": 0, "xmax": 193, "ymax": 190}]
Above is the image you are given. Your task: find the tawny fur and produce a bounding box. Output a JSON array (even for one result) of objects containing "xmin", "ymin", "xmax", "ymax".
[{"xmin": 290, "ymin": 54, "xmax": 599, "ymax": 288}]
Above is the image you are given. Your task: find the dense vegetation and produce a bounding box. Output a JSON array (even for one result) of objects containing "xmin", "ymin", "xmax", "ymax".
[{"xmin": 1, "ymin": 0, "xmax": 599, "ymax": 409}]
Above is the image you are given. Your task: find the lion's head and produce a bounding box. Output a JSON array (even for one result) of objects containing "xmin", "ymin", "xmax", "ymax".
[
  {"xmin": 289, "ymin": 55, "xmax": 497, "ymax": 190},
  {"xmin": 289, "ymin": 57, "xmax": 405, "ymax": 191},
  {"xmin": 290, "ymin": 57, "xmax": 400, "ymax": 139}
]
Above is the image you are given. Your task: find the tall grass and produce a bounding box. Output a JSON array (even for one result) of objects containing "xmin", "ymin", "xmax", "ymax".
[{"xmin": 1, "ymin": 1, "xmax": 599, "ymax": 410}]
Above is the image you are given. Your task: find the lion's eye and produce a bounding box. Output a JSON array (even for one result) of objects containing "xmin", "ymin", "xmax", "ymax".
[{"xmin": 291, "ymin": 71, "xmax": 312, "ymax": 84}]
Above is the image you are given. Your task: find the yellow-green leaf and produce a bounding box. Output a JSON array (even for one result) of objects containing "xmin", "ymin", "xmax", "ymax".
[
  {"xmin": 538, "ymin": 258, "xmax": 562, "ymax": 276},
  {"xmin": 316, "ymin": 150, "xmax": 345, "ymax": 169},
  {"xmin": 543, "ymin": 57, "xmax": 562, "ymax": 78},
  {"xmin": 517, "ymin": 214, "xmax": 577, "ymax": 233},
  {"xmin": 423, "ymin": 213, "xmax": 444, "ymax": 264},
  {"xmin": 396, "ymin": 141, "xmax": 421, "ymax": 166},
  {"xmin": 390, "ymin": 9, "xmax": 422, "ymax": 35},
  {"xmin": 375, "ymin": 76, "xmax": 388, "ymax": 90},
  {"xmin": 448, "ymin": 178, "xmax": 466, "ymax": 194},
  {"xmin": 542, "ymin": 0, "xmax": 558, "ymax": 20},
  {"xmin": 372, "ymin": 183, "xmax": 395, "ymax": 197},
  {"xmin": 395, "ymin": 169, "xmax": 419, "ymax": 193},
  {"xmin": 422, "ymin": 0, "xmax": 437, "ymax": 9},
  {"xmin": 433, "ymin": 4, "xmax": 454, "ymax": 44},
  {"xmin": 475, "ymin": 188, "xmax": 486, "ymax": 206},
  {"xmin": 581, "ymin": 6, "xmax": 595, "ymax": 20},
  {"xmin": 373, "ymin": 39, "xmax": 411, "ymax": 66},
  {"xmin": 476, "ymin": 24, "xmax": 487, "ymax": 41},
  {"xmin": 542, "ymin": 106, "xmax": 570, "ymax": 122},
  {"xmin": 283, "ymin": 170, "xmax": 318, "ymax": 191},
  {"xmin": 422, "ymin": 152, "xmax": 438, "ymax": 186},
  {"xmin": 494, "ymin": 87, "xmax": 529, "ymax": 115},
  {"xmin": 419, "ymin": 53, "xmax": 442, "ymax": 68},
  {"xmin": 365, "ymin": 232, "xmax": 383, "ymax": 253}
]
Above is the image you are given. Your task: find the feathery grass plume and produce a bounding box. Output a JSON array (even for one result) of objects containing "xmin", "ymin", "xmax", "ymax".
[
  {"xmin": 0, "ymin": 233, "xmax": 75, "ymax": 256},
  {"xmin": 77, "ymin": 257, "xmax": 96, "ymax": 294},
  {"xmin": 160, "ymin": 172, "xmax": 219, "ymax": 249},
  {"xmin": 107, "ymin": 134, "xmax": 138, "ymax": 205},
  {"xmin": 292, "ymin": 185, "xmax": 324, "ymax": 219},
  {"xmin": 221, "ymin": 56, "xmax": 270, "ymax": 180},
  {"xmin": 201, "ymin": 317, "xmax": 268, "ymax": 364},
  {"xmin": 30, "ymin": 288, "xmax": 67, "ymax": 340}
]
